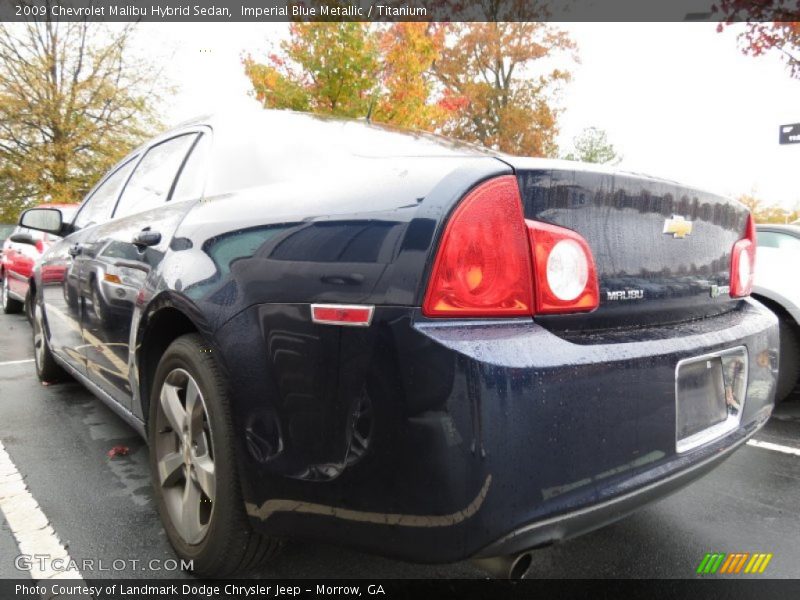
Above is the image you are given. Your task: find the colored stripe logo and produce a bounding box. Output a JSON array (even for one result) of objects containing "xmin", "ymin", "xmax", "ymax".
[{"xmin": 696, "ymin": 552, "xmax": 773, "ymax": 574}]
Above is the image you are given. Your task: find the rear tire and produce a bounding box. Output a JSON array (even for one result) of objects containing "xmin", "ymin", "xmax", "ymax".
[
  {"xmin": 32, "ymin": 302, "xmax": 67, "ymax": 383},
  {"xmin": 1, "ymin": 271, "xmax": 23, "ymax": 314},
  {"xmin": 776, "ymin": 317, "xmax": 800, "ymax": 402},
  {"xmin": 148, "ymin": 333, "xmax": 281, "ymax": 576}
]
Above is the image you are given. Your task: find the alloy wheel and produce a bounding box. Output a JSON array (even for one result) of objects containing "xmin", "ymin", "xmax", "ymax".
[{"xmin": 154, "ymin": 368, "xmax": 216, "ymax": 545}]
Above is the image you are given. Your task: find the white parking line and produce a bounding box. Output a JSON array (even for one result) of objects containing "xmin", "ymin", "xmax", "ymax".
[
  {"xmin": 747, "ymin": 438, "xmax": 800, "ymax": 457},
  {"xmin": 0, "ymin": 359, "xmax": 34, "ymax": 367},
  {"xmin": 0, "ymin": 440, "xmax": 84, "ymax": 582}
]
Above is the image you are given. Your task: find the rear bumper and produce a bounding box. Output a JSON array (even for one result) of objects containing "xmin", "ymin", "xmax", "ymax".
[
  {"xmin": 475, "ymin": 418, "xmax": 758, "ymax": 558},
  {"xmin": 218, "ymin": 298, "xmax": 777, "ymax": 563}
]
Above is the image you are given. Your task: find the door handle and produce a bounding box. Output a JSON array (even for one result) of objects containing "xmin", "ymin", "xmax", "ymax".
[{"xmin": 132, "ymin": 229, "xmax": 161, "ymax": 249}]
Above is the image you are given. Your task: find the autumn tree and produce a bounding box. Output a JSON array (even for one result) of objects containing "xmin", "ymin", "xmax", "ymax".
[
  {"xmin": 244, "ymin": 21, "xmax": 577, "ymax": 157},
  {"xmin": 715, "ymin": 2, "xmax": 800, "ymax": 78},
  {"xmin": 243, "ymin": 22, "xmax": 447, "ymax": 130},
  {"xmin": 243, "ymin": 23, "xmax": 380, "ymax": 118},
  {"xmin": 432, "ymin": 22, "xmax": 576, "ymax": 156},
  {"xmin": 562, "ymin": 127, "xmax": 621, "ymax": 164},
  {"xmin": 0, "ymin": 20, "xmax": 163, "ymax": 223},
  {"xmin": 370, "ymin": 23, "xmax": 447, "ymax": 130},
  {"xmin": 737, "ymin": 192, "xmax": 799, "ymax": 223}
]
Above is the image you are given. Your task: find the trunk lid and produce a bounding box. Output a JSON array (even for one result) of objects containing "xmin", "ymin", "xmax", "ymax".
[{"xmin": 507, "ymin": 160, "xmax": 750, "ymax": 331}]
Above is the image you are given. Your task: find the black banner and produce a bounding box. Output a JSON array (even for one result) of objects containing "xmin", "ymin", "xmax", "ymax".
[
  {"xmin": 2, "ymin": 579, "xmax": 800, "ymax": 600},
  {"xmin": 1, "ymin": 0, "xmax": 799, "ymax": 23}
]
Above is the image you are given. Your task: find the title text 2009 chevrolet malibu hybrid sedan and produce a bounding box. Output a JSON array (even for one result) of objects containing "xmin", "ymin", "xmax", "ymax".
[{"xmin": 19, "ymin": 110, "xmax": 777, "ymax": 578}]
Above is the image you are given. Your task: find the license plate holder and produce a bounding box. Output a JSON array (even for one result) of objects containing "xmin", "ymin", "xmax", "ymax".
[{"xmin": 675, "ymin": 347, "xmax": 747, "ymax": 453}]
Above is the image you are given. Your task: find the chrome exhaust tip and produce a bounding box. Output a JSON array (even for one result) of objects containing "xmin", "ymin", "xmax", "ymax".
[{"xmin": 471, "ymin": 551, "xmax": 534, "ymax": 579}]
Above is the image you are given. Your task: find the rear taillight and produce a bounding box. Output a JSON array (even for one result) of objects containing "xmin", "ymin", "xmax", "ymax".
[
  {"xmin": 35, "ymin": 240, "xmax": 44, "ymax": 253},
  {"xmin": 730, "ymin": 213, "xmax": 756, "ymax": 298},
  {"xmin": 526, "ymin": 220, "xmax": 599, "ymax": 314},
  {"xmin": 422, "ymin": 176, "xmax": 533, "ymax": 317},
  {"xmin": 422, "ymin": 176, "xmax": 599, "ymax": 318}
]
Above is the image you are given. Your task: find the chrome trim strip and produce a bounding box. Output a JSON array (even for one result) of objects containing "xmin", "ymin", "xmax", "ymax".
[{"xmin": 246, "ymin": 474, "xmax": 492, "ymax": 526}]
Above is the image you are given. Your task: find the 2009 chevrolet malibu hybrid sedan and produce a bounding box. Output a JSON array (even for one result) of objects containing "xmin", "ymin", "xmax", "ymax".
[{"xmin": 19, "ymin": 110, "xmax": 777, "ymax": 578}]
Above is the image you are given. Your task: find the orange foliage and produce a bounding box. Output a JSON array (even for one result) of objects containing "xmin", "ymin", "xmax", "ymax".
[{"xmin": 243, "ymin": 22, "xmax": 577, "ymax": 157}]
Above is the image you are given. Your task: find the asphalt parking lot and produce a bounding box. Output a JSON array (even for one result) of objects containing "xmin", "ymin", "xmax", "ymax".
[{"xmin": 1, "ymin": 310, "xmax": 799, "ymax": 580}]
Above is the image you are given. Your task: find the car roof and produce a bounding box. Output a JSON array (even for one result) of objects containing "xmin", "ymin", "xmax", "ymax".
[{"xmin": 116, "ymin": 108, "xmax": 735, "ymax": 199}]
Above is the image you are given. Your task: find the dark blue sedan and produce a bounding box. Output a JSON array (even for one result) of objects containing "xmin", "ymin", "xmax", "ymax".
[{"xmin": 18, "ymin": 110, "xmax": 778, "ymax": 578}]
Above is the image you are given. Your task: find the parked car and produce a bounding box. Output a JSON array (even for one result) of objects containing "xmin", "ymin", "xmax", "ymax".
[
  {"xmin": 754, "ymin": 223, "xmax": 800, "ymax": 401},
  {"xmin": 62, "ymin": 238, "xmax": 148, "ymax": 324},
  {"xmin": 0, "ymin": 223, "xmax": 14, "ymax": 264},
  {"xmin": 0, "ymin": 223, "xmax": 14, "ymax": 246},
  {"xmin": 1, "ymin": 204, "xmax": 77, "ymax": 317},
  {"xmin": 19, "ymin": 110, "xmax": 778, "ymax": 578}
]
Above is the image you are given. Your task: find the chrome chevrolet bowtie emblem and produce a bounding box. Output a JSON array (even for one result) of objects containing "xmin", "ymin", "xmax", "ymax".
[{"xmin": 663, "ymin": 215, "xmax": 693, "ymax": 239}]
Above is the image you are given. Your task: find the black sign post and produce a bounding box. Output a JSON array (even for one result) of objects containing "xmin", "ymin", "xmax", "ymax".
[{"xmin": 779, "ymin": 123, "xmax": 800, "ymax": 144}]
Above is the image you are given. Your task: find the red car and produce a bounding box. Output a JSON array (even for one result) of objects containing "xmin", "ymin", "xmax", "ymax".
[{"xmin": 1, "ymin": 204, "xmax": 77, "ymax": 317}]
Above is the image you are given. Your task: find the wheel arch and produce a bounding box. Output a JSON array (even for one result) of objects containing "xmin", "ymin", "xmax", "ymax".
[
  {"xmin": 135, "ymin": 292, "xmax": 216, "ymax": 430},
  {"xmin": 752, "ymin": 290, "xmax": 800, "ymax": 330}
]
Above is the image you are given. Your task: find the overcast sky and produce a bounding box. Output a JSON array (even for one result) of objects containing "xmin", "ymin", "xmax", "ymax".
[{"xmin": 136, "ymin": 22, "xmax": 800, "ymax": 211}]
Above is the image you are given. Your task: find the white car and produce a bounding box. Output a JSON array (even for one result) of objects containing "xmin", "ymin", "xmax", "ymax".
[{"xmin": 754, "ymin": 224, "xmax": 800, "ymax": 401}]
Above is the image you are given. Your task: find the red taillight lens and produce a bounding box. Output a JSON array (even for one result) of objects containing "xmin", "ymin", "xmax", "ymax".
[
  {"xmin": 35, "ymin": 240, "xmax": 44, "ymax": 253},
  {"xmin": 730, "ymin": 213, "xmax": 756, "ymax": 298},
  {"xmin": 422, "ymin": 176, "xmax": 533, "ymax": 317},
  {"xmin": 527, "ymin": 220, "xmax": 599, "ymax": 313},
  {"xmin": 423, "ymin": 175, "xmax": 600, "ymax": 318}
]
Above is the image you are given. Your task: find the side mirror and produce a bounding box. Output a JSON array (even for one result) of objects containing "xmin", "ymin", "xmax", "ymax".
[
  {"xmin": 9, "ymin": 232, "xmax": 35, "ymax": 245},
  {"xmin": 19, "ymin": 208, "xmax": 63, "ymax": 236}
]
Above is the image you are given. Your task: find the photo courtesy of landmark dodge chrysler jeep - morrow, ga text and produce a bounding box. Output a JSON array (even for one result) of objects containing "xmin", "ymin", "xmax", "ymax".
[{"xmin": 18, "ymin": 109, "xmax": 778, "ymax": 578}]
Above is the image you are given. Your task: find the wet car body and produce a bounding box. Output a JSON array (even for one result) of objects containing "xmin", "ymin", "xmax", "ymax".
[
  {"xmin": 27, "ymin": 111, "xmax": 777, "ymax": 566},
  {"xmin": 63, "ymin": 239, "xmax": 145, "ymax": 324}
]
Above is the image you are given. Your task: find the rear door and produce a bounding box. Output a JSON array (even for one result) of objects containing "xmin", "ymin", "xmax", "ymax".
[{"xmin": 77, "ymin": 130, "xmax": 208, "ymax": 410}]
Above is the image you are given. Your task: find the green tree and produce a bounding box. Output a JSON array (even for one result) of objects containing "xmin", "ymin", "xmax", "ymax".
[
  {"xmin": 0, "ymin": 20, "xmax": 163, "ymax": 223},
  {"xmin": 562, "ymin": 127, "xmax": 621, "ymax": 164},
  {"xmin": 243, "ymin": 23, "xmax": 381, "ymax": 119},
  {"xmin": 243, "ymin": 22, "xmax": 448, "ymax": 131}
]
